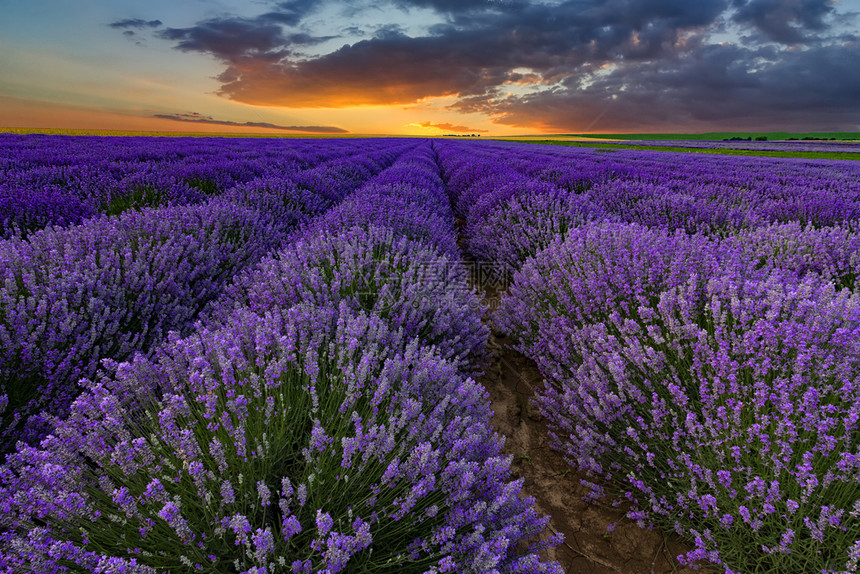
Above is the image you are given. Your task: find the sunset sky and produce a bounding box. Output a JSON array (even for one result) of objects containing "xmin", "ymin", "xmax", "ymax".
[{"xmin": 1, "ymin": 0, "xmax": 859, "ymax": 135}]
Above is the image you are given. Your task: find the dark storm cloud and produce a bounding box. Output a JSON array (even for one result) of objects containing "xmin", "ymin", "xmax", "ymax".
[
  {"xmin": 141, "ymin": 0, "xmax": 858, "ymax": 130},
  {"xmin": 731, "ymin": 0, "xmax": 835, "ymax": 44},
  {"xmin": 455, "ymin": 40, "xmax": 860, "ymax": 131},
  {"xmin": 153, "ymin": 111, "xmax": 348, "ymax": 133},
  {"xmin": 213, "ymin": 34, "xmax": 513, "ymax": 106},
  {"xmin": 392, "ymin": 0, "xmax": 497, "ymax": 13},
  {"xmin": 109, "ymin": 18, "xmax": 162, "ymax": 29},
  {"xmin": 258, "ymin": 0, "xmax": 319, "ymax": 26},
  {"xmin": 156, "ymin": 0, "xmax": 330, "ymax": 61},
  {"xmin": 173, "ymin": 0, "xmax": 732, "ymax": 107},
  {"xmin": 158, "ymin": 18, "xmax": 290, "ymax": 60},
  {"xmin": 285, "ymin": 33, "xmax": 338, "ymax": 46}
]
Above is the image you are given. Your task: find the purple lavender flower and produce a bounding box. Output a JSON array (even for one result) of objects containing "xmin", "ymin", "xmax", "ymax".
[
  {"xmin": 0, "ymin": 300, "xmax": 557, "ymax": 573},
  {"xmin": 211, "ymin": 224, "xmax": 488, "ymax": 373}
]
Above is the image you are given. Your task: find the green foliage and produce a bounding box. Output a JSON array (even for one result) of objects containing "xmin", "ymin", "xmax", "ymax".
[
  {"xmin": 185, "ymin": 177, "xmax": 220, "ymax": 195},
  {"xmin": 103, "ymin": 186, "xmax": 169, "ymax": 215}
]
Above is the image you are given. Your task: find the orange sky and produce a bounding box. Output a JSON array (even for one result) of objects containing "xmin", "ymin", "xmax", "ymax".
[
  {"xmin": 0, "ymin": 94, "xmax": 540, "ymax": 136},
  {"xmin": 2, "ymin": 0, "xmax": 859, "ymax": 135},
  {"xmin": 1, "ymin": 94, "xmax": 532, "ymax": 136}
]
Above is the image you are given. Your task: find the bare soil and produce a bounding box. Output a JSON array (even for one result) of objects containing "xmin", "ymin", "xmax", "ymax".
[
  {"xmin": 455, "ymin": 213, "xmax": 702, "ymax": 573},
  {"xmin": 479, "ymin": 327, "xmax": 700, "ymax": 574}
]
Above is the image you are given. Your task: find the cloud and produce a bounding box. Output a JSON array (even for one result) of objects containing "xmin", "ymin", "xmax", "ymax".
[
  {"xmin": 141, "ymin": 0, "xmax": 859, "ymax": 131},
  {"xmin": 152, "ymin": 112, "xmax": 348, "ymax": 133},
  {"xmin": 411, "ymin": 121, "xmax": 488, "ymax": 132},
  {"xmin": 109, "ymin": 18, "xmax": 162, "ymax": 30},
  {"xmin": 392, "ymin": 0, "xmax": 492, "ymax": 13},
  {"xmin": 731, "ymin": 0, "xmax": 836, "ymax": 44},
  {"xmin": 453, "ymin": 40, "xmax": 860, "ymax": 132},
  {"xmin": 158, "ymin": 18, "xmax": 289, "ymax": 60},
  {"xmin": 257, "ymin": 0, "xmax": 320, "ymax": 27},
  {"xmin": 155, "ymin": 0, "xmax": 327, "ymax": 60},
  {"xmin": 156, "ymin": 0, "xmax": 734, "ymax": 108}
]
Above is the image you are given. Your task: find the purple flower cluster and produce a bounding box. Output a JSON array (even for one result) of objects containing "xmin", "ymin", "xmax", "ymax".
[
  {"xmin": 725, "ymin": 222, "xmax": 860, "ymax": 291},
  {"xmin": 466, "ymin": 190, "xmax": 608, "ymax": 274},
  {"xmin": 0, "ymin": 138, "xmax": 418, "ymax": 451},
  {"xmin": 437, "ymin": 139, "xmax": 860, "ymax": 233},
  {"xmin": 494, "ymin": 222, "xmax": 749, "ymax": 379},
  {"xmin": 0, "ymin": 200, "xmax": 280, "ymax": 449},
  {"xmin": 636, "ymin": 139, "xmax": 860, "ymax": 154},
  {"xmin": 432, "ymin": 139, "xmax": 860, "ymax": 573},
  {"xmin": 0, "ymin": 304, "xmax": 556, "ymax": 573},
  {"xmin": 0, "ymin": 134, "xmax": 408, "ymax": 238},
  {"xmin": 529, "ymin": 264, "xmax": 860, "ymax": 573},
  {"xmin": 0, "ymin": 139, "xmax": 561, "ymax": 573},
  {"xmin": 299, "ymin": 148, "xmax": 461, "ymax": 259},
  {"xmin": 209, "ymin": 145, "xmax": 488, "ymax": 373}
]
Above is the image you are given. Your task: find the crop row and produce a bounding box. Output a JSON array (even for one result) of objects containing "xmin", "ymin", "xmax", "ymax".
[
  {"xmin": 0, "ymin": 139, "xmax": 414, "ymax": 451},
  {"xmin": 439, "ymin": 139, "xmax": 860, "ymax": 234},
  {"xmin": 626, "ymin": 139, "xmax": 860, "ymax": 154},
  {"xmin": 435, "ymin": 139, "xmax": 860, "ymax": 573},
  {"xmin": 0, "ymin": 136, "xmax": 414, "ymax": 238},
  {"xmin": 0, "ymin": 139, "xmax": 562, "ymax": 573}
]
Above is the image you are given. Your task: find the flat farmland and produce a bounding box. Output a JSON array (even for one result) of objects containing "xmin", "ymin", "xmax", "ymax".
[{"xmin": 1, "ymin": 134, "xmax": 858, "ymax": 573}]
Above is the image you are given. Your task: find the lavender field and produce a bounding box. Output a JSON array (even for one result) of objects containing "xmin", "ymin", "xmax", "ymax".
[
  {"xmin": 623, "ymin": 140, "xmax": 860, "ymax": 154},
  {"xmin": 0, "ymin": 134, "xmax": 859, "ymax": 573}
]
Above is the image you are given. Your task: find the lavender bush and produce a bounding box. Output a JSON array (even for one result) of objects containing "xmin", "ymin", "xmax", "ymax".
[
  {"xmin": 212, "ymin": 225, "xmax": 489, "ymax": 373},
  {"xmin": 102, "ymin": 171, "xmax": 206, "ymax": 216},
  {"xmin": 293, "ymin": 151, "xmax": 400, "ymax": 204},
  {"xmin": 494, "ymin": 218, "xmax": 860, "ymax": 572},
  {"xmin": 219, "ymin": 177, "xmax": 329, "ymax": 235},
  {"xmin": 0, "ymin": 138, "xmax": 423, "ymax": 452},
  {"xmin": 466, "ymin": 188, "xmax": 608, "ymax": 274},
  {"xmin": 532, "ymin": 271, "xmax": 860, "ymax": 573},
  {"xmin": 370, "ymin": 164, "xmax": 452, "ymax": 215},
  {"xmin": 0, "ymin": 183, "xmax": 99, "ymax": 239},
  {"xmin": 0, "ymin": 304, "xmax": 560, "ymax": 574},
  {"xmin": 434, "ymin": 140, "xmax": 860, "ymax": 232},
  {"xmin": 726, "ymin": 222, "xmax": 860, "ymax": 291},
  {"xmin": 494, "ymin": 222, "xmax": 752, "ymax": 380},
  {"xmin": 296, "ymin": 140, "xmax": 459, "ymax": 258},
  {"xmin": 0, "ymin": 200, "xmax": 282, "ymax": 451},
  {"xmin": 452, "ymin": 170, "xmax": 528, "ymax": 220},
  {"xmin": 586, "ymin": 179, "xmax": 763, "ymax": 235},
  {"xmin": 0, "ymin": 135, "xmax": 411, "ymax": 238},
  {"xmin": 302, "ymin": 188, "xmax": 461, "ymax": 260}
]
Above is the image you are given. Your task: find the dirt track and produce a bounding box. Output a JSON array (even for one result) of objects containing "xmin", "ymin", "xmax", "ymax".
[
  {"xmin": 478, "ymin": 325, "xmax": 700, "ymax": 573},
  {"xmin": 456, "ymin": 209, "xmax": 701, "ymax": 573}
]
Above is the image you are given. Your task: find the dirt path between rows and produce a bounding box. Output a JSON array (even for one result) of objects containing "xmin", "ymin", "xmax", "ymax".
[
  {"xmin": 457, "ymin": 218, "xmax": 702, "ymax": 573},
  {"xmin": 479, "ymin": 323, "xmax": 699, "ymax": 574}
]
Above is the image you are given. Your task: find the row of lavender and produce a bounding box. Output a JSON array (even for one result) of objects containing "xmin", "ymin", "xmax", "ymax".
[
  {"xmin": 0, "ymin": 135, "xmax": 399, "ymax": 238},
  {"xmin": 0, "ymin": 139, "xmax": 562, "ymax": 573},
  {"xmin": 630, "ymin": 139, "xmax": 860, "ymax": 154},
  {"xmin": 442, "ymin": 139, "xmax": 860, "ymax": 235},
  {"xmin": 435, "ymin": 139, "xmax": 860, "ymax": 574},
  {"xmin": 0, "ymin": 137, "xmax": 414, "ymax": 451}
]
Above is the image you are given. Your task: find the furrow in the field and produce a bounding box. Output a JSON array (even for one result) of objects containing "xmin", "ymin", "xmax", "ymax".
[
  {"xmin": 0, "ymin": 140, "xmax": 564, "ymax": 574},
  {"xmin": 435, "ymin": 138, "xmax": 860, "ymax": 574}
]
